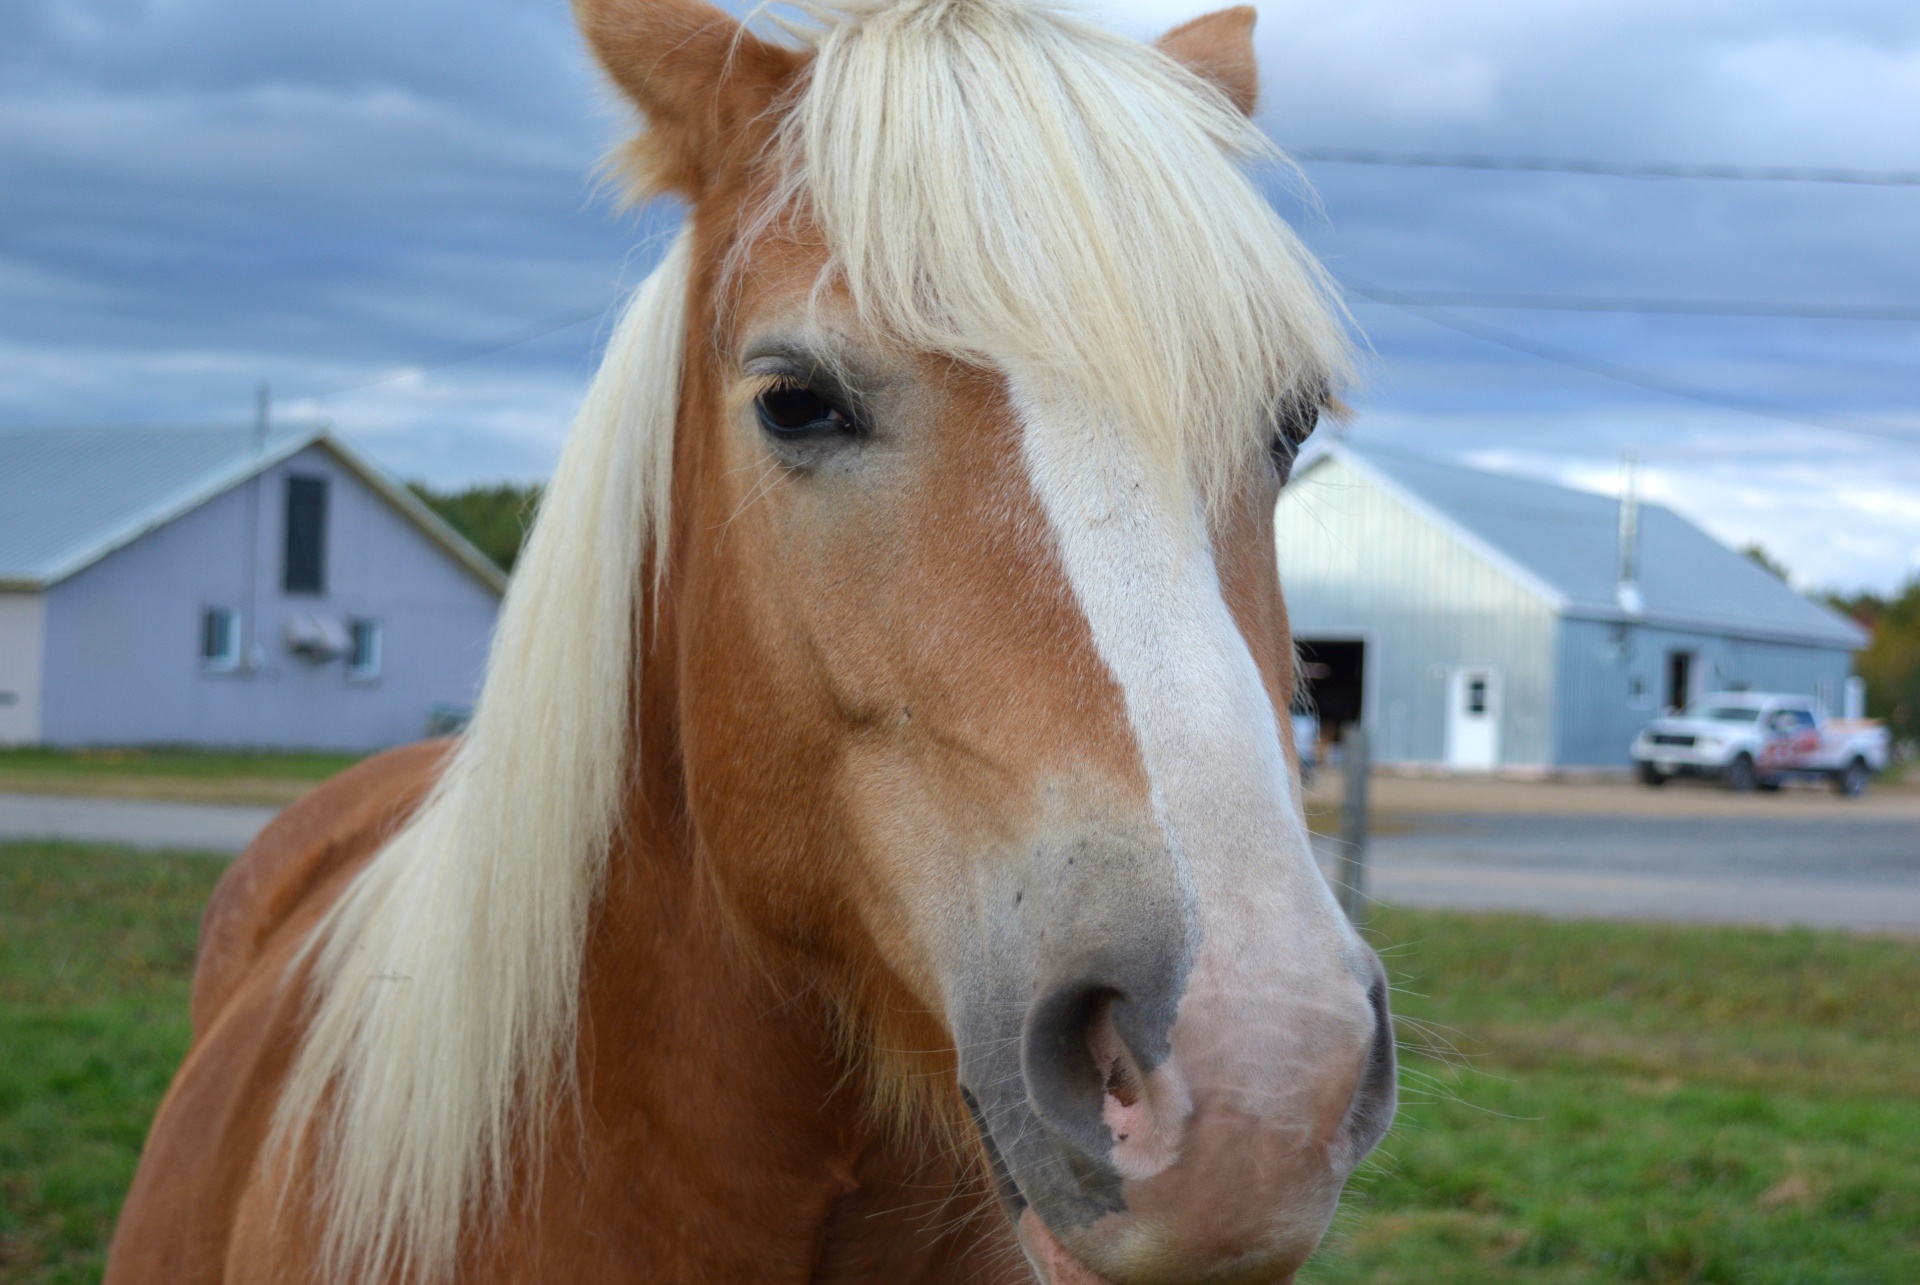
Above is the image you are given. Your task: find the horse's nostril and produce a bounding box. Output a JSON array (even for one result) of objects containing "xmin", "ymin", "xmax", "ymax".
[
  {"xmin": 1335, "ymin": 975, "xmax": 1398, "ymax": 1169},
  {"xmin": 1022, "ymin": 980, "xmax": 1123, "ymax": 1162},
  {"xmin": 1098, "ymin": 1033, "xmax": 1142, "ymax": 1110}
]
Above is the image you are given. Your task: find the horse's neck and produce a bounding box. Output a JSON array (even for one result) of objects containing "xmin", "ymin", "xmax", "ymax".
[
  {"xmin": 561, "ymin": 813, "xmax": 856, "ymax": 1277},
  {"xmin": 549, "ymin": 750, "xmax": 1019, "ymax": 1282}
]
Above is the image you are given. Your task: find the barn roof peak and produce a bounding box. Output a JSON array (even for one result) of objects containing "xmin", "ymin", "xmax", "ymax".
[
  {"xmin": 0, "ymin": 422, "xmax": 506, "ymax": 594},
  {"xmin": 1293, "ymin": 442, "xmax": 1865, "ymax": 650}
]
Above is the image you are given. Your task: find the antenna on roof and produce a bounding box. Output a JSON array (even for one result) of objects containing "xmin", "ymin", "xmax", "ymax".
[
  {"xmin": 1615, "ymin": 451, "xmax": 1644, "ymax": 616},
  {"xmin": 254, "ymin": 383, "xmax": 270, "ymax": 452}
]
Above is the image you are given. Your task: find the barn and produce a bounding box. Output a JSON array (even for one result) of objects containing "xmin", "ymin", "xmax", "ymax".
[
  {"xmin": 1275, "ymin": 442, "xmax": 1867, "ymax": 772},
  {"xmin": 0, "ymin": 423, "xmax": 505, "ymax": 751}
]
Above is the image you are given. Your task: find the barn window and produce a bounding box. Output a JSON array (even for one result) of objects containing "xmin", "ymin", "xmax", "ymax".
[
  {"xmin": 284, "ymin": 475, "xmax": 329, "ymax": 594},
  {"xmin": 201, "ymin": 608, "xmax": 240, "ymax": 671},
  {"xmin": 346, "ymin": 618, "xmax": 382, "ymax": 679}
]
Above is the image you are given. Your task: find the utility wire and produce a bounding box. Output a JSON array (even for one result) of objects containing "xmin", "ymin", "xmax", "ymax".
[
  {"xmin": 1287, "ymin": 146, "xmax": 1920, "ymax": 187},
  {"xmin": 1342, "ymin": 288, "xmax": 1920, "ymax": 322},
  {"xmin": 287, "ymin": 278, "xmax": 1920, "ymax": 445},
  {"xmin": 1343, "ymin": 280, "xmax": 1920, "ymax": 446},
  {"xmin": 302, "ymin": 298, "xmax": 618, "ymax": 399}
]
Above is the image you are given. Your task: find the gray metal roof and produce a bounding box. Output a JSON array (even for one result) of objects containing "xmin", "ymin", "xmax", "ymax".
[
  {"xmin": 1312, "ymin": 442, "xmax": 1866, "ymax": 650},
  {"xmin": 0, "ymin": 423, "xmax": 507, "ymax": 594}
]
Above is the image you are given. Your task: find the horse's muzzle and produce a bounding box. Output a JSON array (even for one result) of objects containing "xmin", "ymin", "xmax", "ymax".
[{"xmin": 957, "ymin": 934, "xmax": 1395, "ymax": 1285}]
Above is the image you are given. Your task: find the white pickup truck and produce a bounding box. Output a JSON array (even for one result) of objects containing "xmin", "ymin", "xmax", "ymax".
[{"xmin": 1631, "ymin": 692, "xmax": 1890, "ymax": 795}]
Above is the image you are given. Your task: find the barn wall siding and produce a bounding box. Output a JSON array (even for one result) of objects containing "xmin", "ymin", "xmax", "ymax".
[
  {"xmin": 39, "ymin": 444, "xmax": 498, "ymax": 751},
  {"xmin": 1556, "ymin": 619, "xmax": 1857, "ymax": 766},
  {"xmin": 0, "ymin": 592, "xmax": 46, "ymax": 745},
  {"xmin": 1276, "ymin": 451, "xmax": 1861, "ymax": 772},
  {"xmin": 1276, "ymin": 455, "xmax": 1559, "ymax": 768}
]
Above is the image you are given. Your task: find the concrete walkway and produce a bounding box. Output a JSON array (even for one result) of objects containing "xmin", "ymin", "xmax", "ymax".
[{"xmin": 0, "ymin": 791, "xmax": 275, "ymax": 854}]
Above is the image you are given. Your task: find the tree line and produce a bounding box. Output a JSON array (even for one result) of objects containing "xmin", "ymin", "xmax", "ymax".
[
  {"xmin": 409, "ymin": 481, "xmax": 542, "ymax": 575},
  {"xmin": 1828, "ymin": 581, "xmax": 1920, "ymax": 748}
]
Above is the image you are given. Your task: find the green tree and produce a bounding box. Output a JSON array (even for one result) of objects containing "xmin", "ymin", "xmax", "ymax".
[
  {"xmin": 1741, "ymin": 543, "xmax": 1790, "ymax": 581},
  {"xmin": 409, "ymin": 481, "xmax": 543, "ymax": 574},
  {"xmin": 1828, "ymin": 578, "xmax": 1920, "ymax": 747}
]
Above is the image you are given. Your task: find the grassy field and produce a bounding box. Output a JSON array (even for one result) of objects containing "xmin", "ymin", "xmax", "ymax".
[
  {"xmin": 0, "ymin": 747, "xmax": 361, "ymax": 806},
  {"xmin": 0, "ymin": 842, "xmax": 224, "ymax": 1284},
  {"xmin": 1312, "ymin": 910, "xmax": 1920, "ymax": 1284},
  {"xmin": 2, "ymin": 842, "xmax": 1916, "ymax": 1284}
]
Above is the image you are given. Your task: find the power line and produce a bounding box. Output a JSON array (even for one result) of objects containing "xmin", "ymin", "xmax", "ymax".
[
  {"xmin": 1288, "ymin": 146, "xmax": 1920, "ymax": 187},
  {"xmin": 1344, "ymin": 280, "xmax": 1920, "ymax": 446},
  {"xmin": 302, "ymin": 298, "xmax": 618, "ymax": 399},
  {"xmin": 285, "ymin": 278, "xmax": 1920, "ymax": 447},
  {"xmin": 1343, "ymin": 287, "xmax": 1920, "ymax": 322}
]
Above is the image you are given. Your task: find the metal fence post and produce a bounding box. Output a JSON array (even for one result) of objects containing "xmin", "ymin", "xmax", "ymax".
[{"xmin": 1338, "ymin": 723, "xmax": 1370, "ymax": 925}]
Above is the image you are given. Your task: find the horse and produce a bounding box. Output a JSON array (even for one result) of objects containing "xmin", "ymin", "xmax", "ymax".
[{"xmin": 105, "ymin": 0, "xmax": 1395, "ymax": 1280}]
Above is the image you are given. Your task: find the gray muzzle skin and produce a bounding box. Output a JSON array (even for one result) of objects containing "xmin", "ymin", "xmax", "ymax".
[{"xmin": 951, "ymin": 824, "xmax": 1398, "ymax": 1258}]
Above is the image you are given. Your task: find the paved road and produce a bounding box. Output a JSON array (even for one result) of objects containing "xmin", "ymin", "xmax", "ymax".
[
  {"xmin": 0, "ymin": 791, "xmax": 275, "ymax": 854},
  {"xmin": 6, "ymin": 788, "xmax": 1916, "ymax": 933},
  {"xmin": 1317, "ymin": 811, "xmax": 1920, "ymax": 934}
]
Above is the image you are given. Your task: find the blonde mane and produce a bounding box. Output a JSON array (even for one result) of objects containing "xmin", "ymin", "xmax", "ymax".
[
  {"xmin": 274, "ymin": 2, "xmax": 1351, "ymax": 1280},
  {"xmin": 274, "ymin": 233, "xmax": 689, "ymax": 1283}
]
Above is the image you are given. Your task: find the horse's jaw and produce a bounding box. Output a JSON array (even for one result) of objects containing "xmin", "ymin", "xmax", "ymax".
[{"xmin": 1018, "ymin": 1209, "xmax": 1302, "ymax": 1285}]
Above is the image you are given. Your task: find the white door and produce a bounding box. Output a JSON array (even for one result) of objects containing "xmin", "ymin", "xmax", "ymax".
[{"xmin": 1445, "ymin": 666, "xmax": 1500, "ymax": 770}]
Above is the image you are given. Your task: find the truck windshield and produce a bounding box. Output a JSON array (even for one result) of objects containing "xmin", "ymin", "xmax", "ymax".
[{"xmin": 1685, "ymin": 702, "xmax": 1762, "ymax": 724}]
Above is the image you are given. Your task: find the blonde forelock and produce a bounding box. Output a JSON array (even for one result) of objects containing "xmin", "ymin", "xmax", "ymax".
[{"xmin": 776, "ymin": 0, "xmax": 1351, "ymax": 503}]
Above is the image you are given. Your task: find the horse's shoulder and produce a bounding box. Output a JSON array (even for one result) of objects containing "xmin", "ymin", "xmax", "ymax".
[{"xmin": 191, "ymin": 738, "xmax": 454, "ymax": 1034}]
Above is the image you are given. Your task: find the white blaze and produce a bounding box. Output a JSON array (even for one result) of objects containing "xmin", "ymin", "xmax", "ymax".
[{"xmin": 1016, "ymin": 386, "xmax": 1366, "ymax": 1135}]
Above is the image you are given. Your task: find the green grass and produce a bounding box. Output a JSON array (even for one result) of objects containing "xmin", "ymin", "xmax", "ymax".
[
  {"xmin": 2, "ymin": 843, "xmax": 1916, "ymax": 1284},
  {"xmin": 0, "ymin": 843, "xmax": 226, "ymax": 1284},
  {"xmin": 0, "ymin": 746, "xmax": 359, "ymax": 782},
  {"xmin": 1308, "ymin": 909, "xmax": 1920, "ymax": 1284}
]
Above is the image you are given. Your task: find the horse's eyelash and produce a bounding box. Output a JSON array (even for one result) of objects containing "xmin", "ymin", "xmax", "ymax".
[
  {"xmin": 743, "ymin": 373, "xmax": 801, "ymax": 397},
  {"xmin": 733, "ymin": 372, "xmax": 809, "ymax": 416}
]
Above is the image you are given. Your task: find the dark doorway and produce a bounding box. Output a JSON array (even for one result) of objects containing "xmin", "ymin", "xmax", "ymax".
[
  {"xmin": 1297, "ymin": 639, "xmax": 1365, "ymax": 739},
  {"xmin": 1665, "ymin": 650, "xmax": 1694, "ymax": 712}
]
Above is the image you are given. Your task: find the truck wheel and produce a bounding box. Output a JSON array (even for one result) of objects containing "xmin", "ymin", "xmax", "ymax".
[
  {"xmin": 1833, "ymin": 758, "xmax": 1871, "ymax": 797},
  {"xmin": 1637, "ymin": 763, "xmax": 1667, "ymax": 787},
  {"xmin": 1725, "ymin": 753, "xmax": 1757, "ymax": 792}
]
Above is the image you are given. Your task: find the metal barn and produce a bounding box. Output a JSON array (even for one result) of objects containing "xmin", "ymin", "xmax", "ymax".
[{"xmin": 1274, "ymin": 443, "xmax": 1866, "ymax": 772}]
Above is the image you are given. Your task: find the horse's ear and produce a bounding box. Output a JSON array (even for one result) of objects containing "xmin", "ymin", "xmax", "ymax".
[
  {"xmin": 1156, "ymin": 6, "xmax": 1260, "ymax": 117},
  {"xmin": 575, "ymin": 0, "xmax": 801, "ymax": 198}
]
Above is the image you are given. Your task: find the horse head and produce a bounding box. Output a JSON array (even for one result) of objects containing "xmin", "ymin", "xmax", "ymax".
[{"xmin": 580, "ymin": 1, "xmax": 1397, "ymax": 1279}]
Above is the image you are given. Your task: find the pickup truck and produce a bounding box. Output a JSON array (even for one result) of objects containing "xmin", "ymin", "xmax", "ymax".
[{"xmin": 1631, "ymin": 692, "xmax": 1890, "ymax": 795}]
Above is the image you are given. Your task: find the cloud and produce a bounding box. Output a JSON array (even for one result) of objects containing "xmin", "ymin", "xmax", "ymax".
[{"xmin": 2, "ymin": 0, "xmax": 1916, "ymax": 591}]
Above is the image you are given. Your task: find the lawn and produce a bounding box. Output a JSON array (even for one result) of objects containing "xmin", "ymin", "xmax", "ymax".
[
  {"xmin": 1311, "ymin": 909, "xmax": 1920, "ymax": 1284},
  {"xmin": 2, "ymin": 842, "xmax": 1916, "ymax": 1284},
  {"xmin": 0, "ymin": 842, "xmax": 224, "ymax": 1284}
]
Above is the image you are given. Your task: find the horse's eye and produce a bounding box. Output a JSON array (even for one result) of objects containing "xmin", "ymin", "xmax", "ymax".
[
  {"xmin": 1269, "ymin": 395, "xmax": 1320, "ymax": 482},
  {"xmin": 755, "ymin": 385, "xmax": 857, "ymax": 438}
]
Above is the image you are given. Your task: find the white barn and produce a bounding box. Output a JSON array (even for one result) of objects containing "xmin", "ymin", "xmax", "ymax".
[
  {"xmin": 0, "ymin": 424, "xmax": 505, "ymax": 751},
  {"xmin": 1275, "ymin": 443, "xmax": 1867, "ymax": 772}
]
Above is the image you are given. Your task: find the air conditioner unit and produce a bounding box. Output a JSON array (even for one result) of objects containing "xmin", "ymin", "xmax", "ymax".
[{"xmin": 285, "ymin": 613, "xmax": 352, "ymax": 663}]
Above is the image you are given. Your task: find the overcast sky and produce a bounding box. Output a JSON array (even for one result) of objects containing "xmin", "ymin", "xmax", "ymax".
[{"xmin": 4, "ymin": 0, "xmax": 1918, "ymax": 592}]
